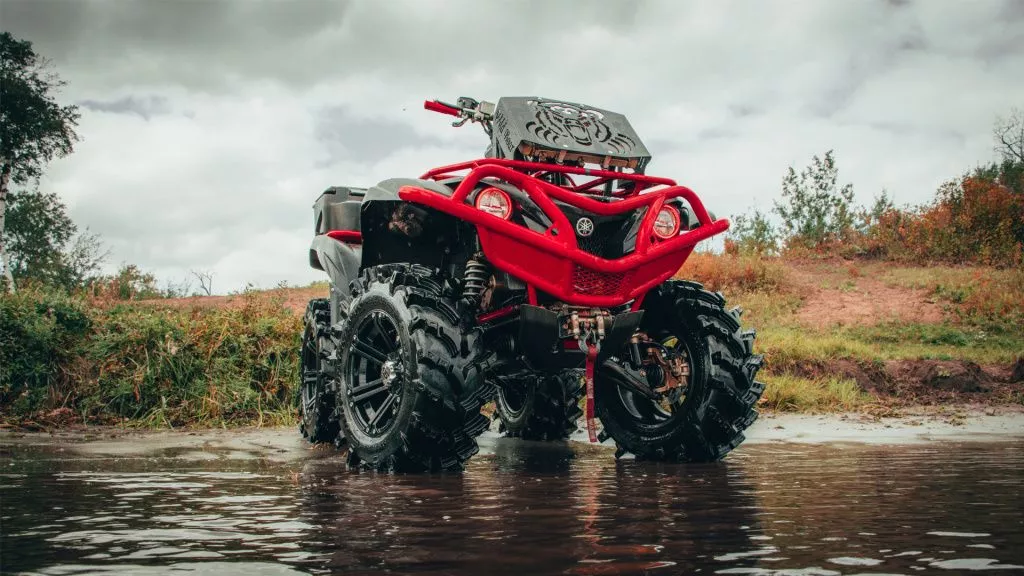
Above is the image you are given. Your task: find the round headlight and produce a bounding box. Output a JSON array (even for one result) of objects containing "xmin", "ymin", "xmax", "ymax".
[
  {"xmin": 653, "ymin": 206, "xmax": 681, "ymax": 239},
  {"xmin": 474, "ymin": 187, "xmax": 512, "ymax": 220}
]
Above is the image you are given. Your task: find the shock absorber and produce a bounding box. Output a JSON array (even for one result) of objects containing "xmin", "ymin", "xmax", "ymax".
[{"xmin": 462, "ymin": 253, "xmax": 490, "ymax": 308}]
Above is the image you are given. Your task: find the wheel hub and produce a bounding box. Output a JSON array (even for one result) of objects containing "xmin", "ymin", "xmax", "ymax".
[{"xmin": 380, "ymin": 359, "xmax": 399, "ymax": 388}]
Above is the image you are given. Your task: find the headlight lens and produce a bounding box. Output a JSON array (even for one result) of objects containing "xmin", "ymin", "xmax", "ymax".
[
  {"xmin": 474, "ymin": 187, "xmax": 512, "ymax": 220},
  {"xmin": 653, "ymin": 206, "xmax": 680, "ymax": 239}
]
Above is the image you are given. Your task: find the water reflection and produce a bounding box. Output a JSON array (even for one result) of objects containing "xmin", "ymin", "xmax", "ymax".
[{"xmin": 1, "ymin": 437, "xmax": 1022, "ymax": 575}]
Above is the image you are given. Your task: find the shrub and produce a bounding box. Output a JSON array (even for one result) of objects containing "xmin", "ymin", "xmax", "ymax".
[
  {"xmin": 774, "ymin": 150, "xmax": 857, "ymax": 250},
  {"xmin": 725, "ymin": 209, "xmax": 778, "ymax": 256},
  {"xmin": 0, "ymin": 284, "xmax": 91, "ymax": 413},
  {"xmin": 81, "ymin": 289, "xmax": 301, "ymax": 425},
  {"xmin": 866, "ymin": 166, "xmax": 1024, "ymax": 267},
  {"xmin": 678, "ymin": 251, "xmax": 790, "ymax": 294}
]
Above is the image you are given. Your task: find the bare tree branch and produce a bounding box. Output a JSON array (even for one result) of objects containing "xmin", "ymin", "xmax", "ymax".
[
  {"xmin": 994, "ymin": 107, "xmax": 1024, "ymax": 164},
  {"xmin": 191, "ymin": 269, "xmax": 214, "ymax": 296}
]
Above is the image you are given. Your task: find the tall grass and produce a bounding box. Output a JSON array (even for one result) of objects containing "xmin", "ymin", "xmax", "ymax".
[
  {"xmin": 758, "ymin": 374, "xmax": 869, "ymax": 412},
  {"xmin": 1, "ymin": 284, "xmax": 301, "ymax": 427},
  {"xmin": 676, "ymin": 251, "xmax": 792, "ymax": 294}
]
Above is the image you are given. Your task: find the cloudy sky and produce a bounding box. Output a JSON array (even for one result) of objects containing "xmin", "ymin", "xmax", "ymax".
[{"xmin": 3, "ymin": 0, "xmax": 1022, "ymax": 293}]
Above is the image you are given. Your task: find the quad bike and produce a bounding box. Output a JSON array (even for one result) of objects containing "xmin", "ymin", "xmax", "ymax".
[{"xmin": 299, "ymin": 96, "xmax": 765, "ymax": 471}]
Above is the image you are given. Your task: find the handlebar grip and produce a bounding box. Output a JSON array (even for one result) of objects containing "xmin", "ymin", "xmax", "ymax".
[{"xmin": 424, "ymin": 100, "xmax": 461, "ymax": 117}]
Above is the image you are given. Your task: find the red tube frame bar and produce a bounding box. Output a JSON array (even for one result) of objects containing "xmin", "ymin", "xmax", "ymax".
[{"xmin": 400, "ymin": 159, "xmax": 729, "ymax": 307}]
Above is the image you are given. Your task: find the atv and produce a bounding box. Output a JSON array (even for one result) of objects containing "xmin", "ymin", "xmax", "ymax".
[{"xmin": 300, "ymin": 96, "xmax": 765, "ymax": 472}]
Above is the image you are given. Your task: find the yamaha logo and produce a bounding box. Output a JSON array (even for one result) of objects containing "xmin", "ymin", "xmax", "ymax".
[{"xmin": 576, "ymin": 217, "xmax": 595, "ymax": 237}]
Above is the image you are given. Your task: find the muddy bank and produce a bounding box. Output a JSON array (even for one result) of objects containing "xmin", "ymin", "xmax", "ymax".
[
  {"xmin": 783, "ymin": 357, "xmax": 1023, "ymax": 404},
  {"xmin": 3, "ymin": 407, "xmax": 1022, "ymax": 463}
]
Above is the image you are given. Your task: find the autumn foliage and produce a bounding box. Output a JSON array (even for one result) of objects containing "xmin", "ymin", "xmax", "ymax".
[
  {"xmin": 727, "ymin": 149, "xmax": 1024, "ymax": 268},
  {"xmin": 864, "ymin": 166, "xmax": 1024, "ymax": 267}
]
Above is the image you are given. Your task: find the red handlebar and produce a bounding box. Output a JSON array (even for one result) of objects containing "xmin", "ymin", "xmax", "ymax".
[{"xmin": 424, "ymin": 100, "xmax": 461, "ymax": 117}]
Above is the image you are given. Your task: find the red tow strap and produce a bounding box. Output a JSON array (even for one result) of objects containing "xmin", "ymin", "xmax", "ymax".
[{"xmin": 584, "ymin": 344, "xmax": 598, "ymax": 443}]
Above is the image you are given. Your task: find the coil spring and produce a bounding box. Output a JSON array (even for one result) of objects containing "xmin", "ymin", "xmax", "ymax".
[{"xmin": 462, "ymin": 256, "xmax": 489, "ymax": 306}]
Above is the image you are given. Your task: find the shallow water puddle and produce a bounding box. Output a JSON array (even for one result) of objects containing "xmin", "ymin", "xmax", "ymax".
[{"xmin": 1, "ymin": 439, "xmax": 1022, "ymax": 574}]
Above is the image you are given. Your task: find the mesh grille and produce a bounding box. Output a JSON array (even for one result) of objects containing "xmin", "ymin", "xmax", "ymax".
[{"xmin": 572, "ymin": 265, "xmax": 630, "ymax": 296}]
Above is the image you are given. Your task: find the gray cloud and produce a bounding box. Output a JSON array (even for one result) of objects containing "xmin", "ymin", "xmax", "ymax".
[
  {"xmin": 79, "ymin": 96, "xmax": 172, "ymax": 120},
  {"xmin": 1, "ymin": 0, "xmax": 1022, "ymax": 292},
  {"xmin": 314, "ymin": 107, "xmax": 448, "ymax": 164}
]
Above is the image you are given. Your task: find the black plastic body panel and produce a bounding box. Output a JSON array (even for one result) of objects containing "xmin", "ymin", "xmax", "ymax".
[
  {"xmin": 314, "ymin": 186, "xmax": 366, "ymax": 235},
  {"xmin": 310, "ymin": 235, "xmax": 361, "ymax": 303}
]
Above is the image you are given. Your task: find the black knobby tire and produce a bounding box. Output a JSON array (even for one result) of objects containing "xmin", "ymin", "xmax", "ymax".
[
  {"xmin": 596, "ymin": 280, "xmax": 765, "ymax": 462},
  {"xmin": 495, "ymin": 370, "xmax": 584, "ymax": 441},
  {"xmin": 335, "ymin": 264, "xmax": 494, "ymax": 472},
  {"xmin": 299, "ymin": 298, "xmax": 342, "ymax": 444}
]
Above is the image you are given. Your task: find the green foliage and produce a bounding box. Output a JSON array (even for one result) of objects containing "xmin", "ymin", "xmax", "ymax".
[
  {"xmin": 1, "ymin": 31, "xmax": 83, "ymax": 291},
  {"xmin": 0, "ymin": 31, "xmax": 81, "ymax": 185},
  {"xmin": 759, "ymin": 374, "xmax": 868, "ymax": 412},
  {"xmin": 3, "ymin": 189, "xmax": 106, "ymax": 289},
  {"xmin": 0, "ymin": 285, "xmax": 302, "ymax": 427},
  {"xmin": 773, "ymin": 149, "xmax": 856, "ymax": 249},
  {"xmin": 0, "ymin": 285, "xmax": 91, "ymax": 413},
  {"xmin": 725, "ymin": 208, "xmax": 778, "ymax": 256},
  {"xmin": 728, "ymin": 136, "xmax": 1021, "ymax": 267}
]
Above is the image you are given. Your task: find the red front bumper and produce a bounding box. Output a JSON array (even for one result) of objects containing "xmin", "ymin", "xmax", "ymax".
[{"xmin": 398, "ymin": 159, "xmax": 729, "ymax": 308}]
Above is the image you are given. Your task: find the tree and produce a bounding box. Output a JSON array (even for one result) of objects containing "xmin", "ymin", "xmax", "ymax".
[
  {"xmin": 2, "ymin": 189, "xmax": 106, "ymax": 289},
  {"xmin": 191, "ymin": 270, "xmax": 214, "ymax": 296},
  {"xmin": 773, "ymin": 150, "xmax": 855, "ymax": 249},
  {"xmin": 0, "ymin": 31, "xmax": 81, "ymax": 291},
  {"xmin": 994, "ymin": 107, "xmax": 1024, "ymax": 165}
]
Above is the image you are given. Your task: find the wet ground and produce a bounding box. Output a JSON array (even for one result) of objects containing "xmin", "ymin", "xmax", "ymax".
[{"xmin": 2, "ymin": 421, "xmax": 1023, "ymax": 575}]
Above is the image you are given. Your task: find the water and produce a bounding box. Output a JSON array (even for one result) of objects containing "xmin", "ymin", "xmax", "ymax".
[{"xmin": 2, "ymin": 434, "xmax": 1023, "ymax": 575}]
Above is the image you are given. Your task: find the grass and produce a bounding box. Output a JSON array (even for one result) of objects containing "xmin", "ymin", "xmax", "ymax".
[
  {"xmin": 755, "ymin": 322, "xmax": 1024, "ymax": 368},
  {"xmin": 878, "ymin": 264, "xmax": 1024, "ymax": 327},
  {"xmin": 680, "ymin": 254, "xmax": 1024, "ymax": 367},
  {"xmin": 3, "ymin": 254, "xmax": 1020, "ymax": 427},
  {"xmin": 758, "ymin": 374, "xmax": 869, "ymax": 412},
  {"xmin": 1, "ymin": 284, "xmax": 302, "ymax": 429}
]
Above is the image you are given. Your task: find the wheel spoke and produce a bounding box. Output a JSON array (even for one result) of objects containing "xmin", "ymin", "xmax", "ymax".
[
  {"xmin": 302, "ymin": 385, "xmax": 317, "ymax": 410},
  {"xmin": 353, "ymin": 336, "xmax": 388, "ymax": 365},
  {"xmin": 368, "ymin": 393, "xmax": 398, "ymax": 427},
  {"xmin": 371, "ymin": 313, "xmax": 398, "ymax": 353},
  {"xmin": 351, "ymin": 378, "xmax": 387, "ymax": 403}
]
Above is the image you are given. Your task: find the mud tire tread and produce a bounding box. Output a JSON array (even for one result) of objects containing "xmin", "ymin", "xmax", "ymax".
[
  {"xmin": 337, "ymin": 264, "xmax": 494, "ymax": 472},
  {"xmin": 299, "ymin": 298, "xmax": 341, "ymax": 444},
  {"xmin": 597, "ymin": 279, "xmax": 764, "ymax": 463},
  {"xmin": 496, "ymin": 369, "xmax": 585, "ymax": 441}
]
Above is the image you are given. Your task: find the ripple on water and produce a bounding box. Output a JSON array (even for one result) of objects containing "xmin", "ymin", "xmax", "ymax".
[{"xmin": 0, "ymin": 440, "xmax": 1021, "ymax": 575}]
